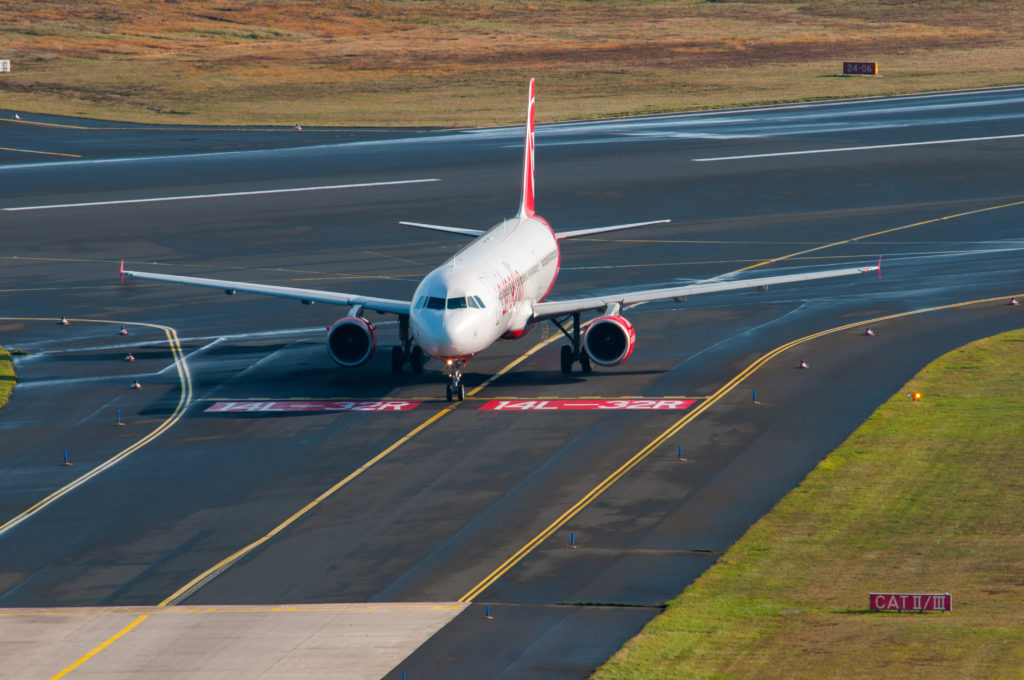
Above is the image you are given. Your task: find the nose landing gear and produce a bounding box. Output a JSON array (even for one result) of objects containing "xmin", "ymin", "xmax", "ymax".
[{"xmin": 445, "ymin": 359, "xmax": 467, "ymax": 402}]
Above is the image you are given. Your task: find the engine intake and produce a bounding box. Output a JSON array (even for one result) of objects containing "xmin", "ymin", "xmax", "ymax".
[
  {"xmin": 327, "ymin": 317, "xmax": 376, "ymax": 367},
  {"xmin": 583, "ymin": 315, "xmax": 636, "ymax": 367}
]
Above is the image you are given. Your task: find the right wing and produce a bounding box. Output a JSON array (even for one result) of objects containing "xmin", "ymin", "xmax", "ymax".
[
  {"xmin": 121, "ymin": 265, "xmax": 411, "ymax": 316},
  {"xmin": 532, "ymin": 262, "xmax": 879, "ymax": 320}
]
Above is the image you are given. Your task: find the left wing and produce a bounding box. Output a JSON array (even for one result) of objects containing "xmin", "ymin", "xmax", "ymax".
[
  {"xmin": 121, "ymin": 265, "xmax": 411, "ymax": 316},
  {"xmin": 532, "ymin": 262, "xmax": 879, "ymax": 320}
]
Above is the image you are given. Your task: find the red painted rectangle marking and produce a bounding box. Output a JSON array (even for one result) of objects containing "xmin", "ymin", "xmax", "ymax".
[
  {"xmin": 206, "ymin": 400, "xmax": 420, "ymax": 413},
  {"xmin": 843, "ymin": 61, "xmax": 878, "ymax": 75},
  {"xmin": 478, "ymin": 399, "xmax": 696, "ymax": 411},
  {"xmin": 869, "ymin": 593, "xmax": 952, "ymax": 612}
]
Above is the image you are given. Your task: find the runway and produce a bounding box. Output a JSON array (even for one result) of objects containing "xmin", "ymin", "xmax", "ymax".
[{"xmin": 2, "ymin": 86, "xmax": 1023, "ymax": 678}]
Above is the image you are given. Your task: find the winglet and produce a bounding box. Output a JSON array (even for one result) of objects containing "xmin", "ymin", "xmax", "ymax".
[
  {"xmin": 878, "ymin": 255, "xmax": 882, "ymax": 278},
  {"xmin": 119, "ymin": 259, "xmax": 124, "ymax": 283},
  {"xmin": 518, "ymin": 78, "xmax": 536, "ymax": 219}
]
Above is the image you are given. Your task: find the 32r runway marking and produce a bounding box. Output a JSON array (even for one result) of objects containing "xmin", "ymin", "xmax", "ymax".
[{"xmin": 458, "ymin": 291, "xmax": 1023, "ymax": 602}]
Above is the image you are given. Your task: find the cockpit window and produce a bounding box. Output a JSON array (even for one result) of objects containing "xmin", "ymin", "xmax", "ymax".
[
  {"xmin": 447, "ymin": 296, "xmax": 468, "ymax": 309},
  {"xmin": 415, "ymin": 296, "xmax": 427, "ymax": 309},
  {"xmin": 426, "ymin": 296, "xmax": 445, "ymax": 310},
  {"xmin": 472, "ymin": 295, "xmax": 485, "ymax": 308}
]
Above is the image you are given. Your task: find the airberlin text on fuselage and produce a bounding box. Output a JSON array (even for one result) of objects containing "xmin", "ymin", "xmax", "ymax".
[{"xmin": 206, "ymin": 401, "xmax": 420, "ymax": 413}]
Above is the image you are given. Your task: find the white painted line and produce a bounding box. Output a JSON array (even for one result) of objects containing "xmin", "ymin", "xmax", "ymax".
[
  {"xmin": 693, "ymin": 133, "xmax": 1024, "ymax": 162},
  {"xmin": 2, "ymin": 178, "xmax": 440, "ymax": 211}
]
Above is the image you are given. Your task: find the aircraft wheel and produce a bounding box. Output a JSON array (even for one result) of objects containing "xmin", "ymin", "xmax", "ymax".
[
  {"xmin": 580, "ymin": 349, "xmax": 592, "ymax": 373},
  {"xmin": 457, "ymin": 382, "xmax": 466, "ymax": 401},
  {"xmin": 560, "ymin": 345, "xmax": 573, "ymax": 373},
  {"xmin": 410, "ymin": 346, "xmax": 424, "ymax": 373},
  {"xmin": 446, "ymin": 384, "xmax": 453, "ymax": 402},
  {"xmin": 391, "ymin": 346, "xmax": 404, "ymax": 374}
]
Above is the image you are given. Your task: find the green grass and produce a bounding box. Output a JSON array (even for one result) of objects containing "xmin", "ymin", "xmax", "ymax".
[
  {"xmin": 595, "ymin": 328, "xmax": 1024, "ymax": 680},
  {"xmin": 0, "ymin": 346, "xmax": 14, "ymax": 412}
]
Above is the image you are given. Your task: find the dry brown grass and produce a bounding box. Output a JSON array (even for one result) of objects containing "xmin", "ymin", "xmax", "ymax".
[{"xmin": 1, "ymin": 1, "xmax": 1023, "ymax": 125}]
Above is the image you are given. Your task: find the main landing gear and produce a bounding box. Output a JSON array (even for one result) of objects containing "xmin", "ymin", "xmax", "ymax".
[
  {"xmin": 391, "ymin": 315, "xmax": 425, "ymax": 374},
  {"xmin": 552, "ymin": 312, "xmax": 592, "ymax": 374},
  {"xmin": 445, "ymin": 359, "xmax": 467, "ymax": 402}
]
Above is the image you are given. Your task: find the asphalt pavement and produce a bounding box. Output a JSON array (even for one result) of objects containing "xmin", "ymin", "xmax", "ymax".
[{"xmin": 2, "ymin": 86, "xmax": 1023, "ymax": 678}]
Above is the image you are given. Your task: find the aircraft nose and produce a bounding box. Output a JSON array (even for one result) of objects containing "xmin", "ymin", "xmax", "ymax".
[{"xmin": 442, "ymin": 312, "xmax": 483, "ymax": 349}]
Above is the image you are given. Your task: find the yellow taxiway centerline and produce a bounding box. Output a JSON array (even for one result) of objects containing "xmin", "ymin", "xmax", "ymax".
[
  {"xmin": 0, "ymin": 145, "xmax": 80, "ymax": 157},
  {"xmin": 156, "ymin": 326, "xmax": 565, "ymax": 607},
  {"xmin": 48, "ymin": 614, "xmax": 149, "ymax": 680},
  {"xmin": 41, "ymin": 195, "xmax": 1024, "ymax": 675},
  {"xmin": 458, "ymin": 291, "xmax": 1023, "ymax": 602},
  {"xmin": 156, "ymin": 406, "xmax": 453, "ymax": 606},
  {"xmin": 0, "ymin": 318, "xmax": 192, "ymax": 539}
]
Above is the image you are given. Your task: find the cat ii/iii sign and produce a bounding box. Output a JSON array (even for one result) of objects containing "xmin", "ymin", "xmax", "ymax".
[{"xmin": 0, "ymin": 60, "xmax": 11, "ymax": 73}]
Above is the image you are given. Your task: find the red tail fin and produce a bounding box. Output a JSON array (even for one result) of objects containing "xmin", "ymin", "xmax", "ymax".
[{"xmin": 518, "ymin": 78, "xmax": 536, "ymax": 218}]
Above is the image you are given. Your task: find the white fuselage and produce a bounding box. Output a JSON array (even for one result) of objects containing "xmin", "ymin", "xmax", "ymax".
[{"xmin": 409, "ymin": 215, "xmax": 560, "ymax": 360}]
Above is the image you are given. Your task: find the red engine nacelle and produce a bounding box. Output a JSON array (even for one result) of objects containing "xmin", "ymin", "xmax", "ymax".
[
  {"xmin": 583, "ymin": 315, "xmax": 636, "ymax": 367},
  {"xmin": 327, "ymin": 317, "xmax": 376, "ymax": 367}
]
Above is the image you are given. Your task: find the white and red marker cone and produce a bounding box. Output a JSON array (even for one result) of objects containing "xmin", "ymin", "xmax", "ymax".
[
  {"xmin": 798, "ymin": 359, "xmax": 808, "ymax": 369},
  {"xmin": 119, "ymin": 326, "xmax": 128, "ymax": 335},
  {"xmin": 864, "ymin": 327, "xmax": 875, "ymax": 336},
  {"xmin": 1010, "ymin": 297, "xmax": 1019, "ymax": 306},
  {"xmin": 125, "ymin": 353, "xmax": 135, "ymax": 362},
  {"xmin": 130, "ymin": 380, "xmax": 141, "ymax": 389},
  {"xmin": 58, "ymin": 315, "xmax": 70, "ymax": 326}
]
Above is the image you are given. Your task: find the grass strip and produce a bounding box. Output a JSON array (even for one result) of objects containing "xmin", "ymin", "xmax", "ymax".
[
  {"xmin": 595, "ymin": 328, "xmax": 1024, "ymax": 680},
  {"xmin": 2, "ymin": 1, "xmax": 1023, "ymax": 126},
  {"xmin": 0, "ymin": 346, "xmax": 14, "ymax": 411}
]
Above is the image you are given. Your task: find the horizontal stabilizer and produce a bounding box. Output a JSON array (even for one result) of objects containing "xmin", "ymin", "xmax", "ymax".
[
  {"xmin": 399, "ymin": 221, "xmax": 485, "ymax": 237},
  {"xmin": 555, "ymin": 219, "xmax": 671, "ymax": 240}
]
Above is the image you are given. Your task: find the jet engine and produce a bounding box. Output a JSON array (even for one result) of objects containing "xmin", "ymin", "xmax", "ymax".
[
  {"xmin": 583, "ymin": 315, "xmax": 636, "ymax": 367},
  {"xmin": 327, "ymin": 317, "xmax": 376, "ymax": 367}
]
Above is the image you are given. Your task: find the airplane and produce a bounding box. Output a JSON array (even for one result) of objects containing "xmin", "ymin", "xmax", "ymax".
[{"xmin": 122, "ymin": 79, "xmax": 879, "ymax": 402}]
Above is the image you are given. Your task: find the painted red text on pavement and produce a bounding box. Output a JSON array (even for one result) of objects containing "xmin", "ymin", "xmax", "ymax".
[
  {"xmin": 206, "ymin": 400, "xmax": 420, "ymax": 413},
  {"xmin": 479, "ymin": 399, "xmax": 695, "ymax": 411}
]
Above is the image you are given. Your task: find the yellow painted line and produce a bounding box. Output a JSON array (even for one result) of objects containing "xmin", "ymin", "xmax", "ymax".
[
  {"xmin": 731, "ymin": 199, "xmax": 1024, "ymax": 275},
  {"xmin": 0, "ymin": 603, "xmax": 464, "ymax": 617},
  {"xmin": 564, "ymin": 248, "xmax": 1024, "ymax": 271},
  {"xmin": 157, "ymin": 333, "xmax": 561, "ymax": 606},
  {"xmin": 459, "ymin": 196, "xmax": 1024, "ymax": 602},
  {"xmin": 0, "ymin": 146, "xmax": 82, "ymax": 158},
  {"xmin": 458, "ymin": 291, "xmax": 1022, "ymax": 602},
  {"xmin": 157, "ymin": 406, "xmax": 451, "ymax": 605},
  {"xmin": 0, "ymin": 318, "xmax": 192, "ymax": 538},
  {"xmin": 2, "ymin": 118, "xmax": 90, "ymax": 130},
  {"xmin": 49, "ymin": 614, "xmax": 148, "ymax": 680},
  {"xmin": 467, "ymin": 333, "xmax": 560, "ymax": 398}
]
